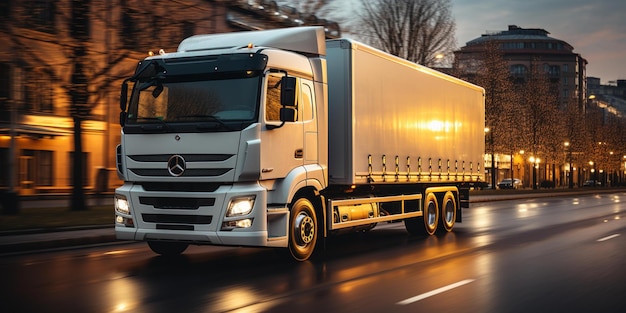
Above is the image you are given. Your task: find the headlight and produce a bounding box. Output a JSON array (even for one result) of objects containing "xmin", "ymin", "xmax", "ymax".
[
  {"xmin": 226, "ymin": 196, "xmax": 255, "ymax": 217},
  {"xmin": 115, "ymin": 194, "xmax": 130, "ymax": 214}
]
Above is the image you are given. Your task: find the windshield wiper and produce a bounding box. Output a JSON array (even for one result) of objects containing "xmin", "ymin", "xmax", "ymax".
[
  {"xmin": 177, "ymin": 115, "xmax": 234, "ymax": 131},
  {"xmin": 134, "ymin": 117, "xmax": 174, "ymax": 132}
]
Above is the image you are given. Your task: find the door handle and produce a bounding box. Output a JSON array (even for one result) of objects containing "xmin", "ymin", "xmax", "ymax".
[{"xmin": 294, "ymin": 149, "xmax": 303, "ymax": 159}]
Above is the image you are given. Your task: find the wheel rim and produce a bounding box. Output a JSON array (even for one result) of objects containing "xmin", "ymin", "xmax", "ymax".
[
  {"xmin": 444, "ymin": 200, "xmax": 455, "ymax": 225},
  {"xmin": 295, "ymin": 211, "xmax": 315, "ymax": 246},
  {"xmin": 426, "ymin": 201, "xmax": 437, "ymax": 227},
  {"xmin": 441, "ymin": 191, "xmax": 456, "ymax": 231}
]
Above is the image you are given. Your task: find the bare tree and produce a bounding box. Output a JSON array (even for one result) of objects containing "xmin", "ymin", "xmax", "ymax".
[
  {"xmin": 359, "ymin": 0, "xmax": 456, "ymax": 67},
  {"xmin": 563, "ymin": 97, "xmax": 585, "ymax": 187},
  {"xmin": 7, "ymin": 0, "xmax": 226, "ymax": 210},
  {"xmin": 470, "ymin": 41, "xmax": 517, "ymax": 187},
  {"xmin": 582, "ymin": 102, "xmax": 626, "ymax": 185},
  {"xmin": 516, "ymin": 61, "xmax": 562, "ymax": 188}
]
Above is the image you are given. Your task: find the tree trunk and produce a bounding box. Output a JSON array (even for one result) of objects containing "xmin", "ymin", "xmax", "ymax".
[{"xmin": 71, "ymin": 115, "xmax": 87, "ymax": 211}]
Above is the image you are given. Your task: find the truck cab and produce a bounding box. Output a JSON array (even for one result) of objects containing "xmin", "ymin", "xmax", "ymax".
[{"xmin": 115, "ymin": 27, "xmax": 328, "ymax": 260}]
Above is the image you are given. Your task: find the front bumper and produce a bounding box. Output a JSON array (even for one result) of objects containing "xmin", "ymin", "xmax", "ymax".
[{"xmin": 114, "ymin": 182, "xmax": 288, "ymax": 248}]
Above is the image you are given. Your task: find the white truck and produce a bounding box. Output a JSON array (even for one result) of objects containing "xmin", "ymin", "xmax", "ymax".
[{"xmin": 114, "ymin": 27, "xmax": 485, "ymax": 261}]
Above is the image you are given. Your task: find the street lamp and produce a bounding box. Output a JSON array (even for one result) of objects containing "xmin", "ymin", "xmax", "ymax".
[
  {"xmin": 564, "ymin": 142, "xmax": 573, "ymax": 188},
  {"xmin": 529, "ymin": 156, "xmax": 541, "ymax": 189},
  {"xmin": 484, "ymin": 127, "xmax": 496, "ymax": 189},
  {"xmin": 519, "ymin": 150, "xmax": 525, "ymax": 187},
  {"xmin": 620, "ymin": 155, "xmax": 626, "ymax": 183}
]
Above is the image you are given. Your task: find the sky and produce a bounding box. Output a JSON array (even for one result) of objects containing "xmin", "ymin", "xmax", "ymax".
[
  {"xmin": 279, "ymin": 0, "xmax": 626, "ymax": 84},
  {"xmin": 450, "ymin": 0, "xmax": 626, "ymax": 84}
]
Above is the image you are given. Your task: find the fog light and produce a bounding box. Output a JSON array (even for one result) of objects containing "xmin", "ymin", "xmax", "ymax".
[
  {"xmin": 222, "ymin": 218, "xmax": 253, "ymax": 230},
  {"xmin": 115, "ymin": 215, "xmax": 135, "ymax": 227}
]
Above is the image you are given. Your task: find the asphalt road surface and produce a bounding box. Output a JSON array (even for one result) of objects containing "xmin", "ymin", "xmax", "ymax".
[{"xmin": 1, "ymin": 192, "xmax": 624, "ymax": 313}]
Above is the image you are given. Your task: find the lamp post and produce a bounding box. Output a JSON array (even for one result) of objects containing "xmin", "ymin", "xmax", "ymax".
[
  {"xmin": 485, "ymin": 127, "xmax": 495, "ymax": 189},
  {"xmin": 517, "ymin": 150, "xmax": 527, "ymax": 186},
  {"xmin": 529, "ymin": 156, "xmax": 540, "ymax": 189},
  {"xmin": 564, "ymin": 142, "xmax": 573, "ymax": 188},
  {"xmin": 623, "ymin": 155, "xmax": 626, "ymax": 185},
  {"xmin": 609, "ymin": 151, "xmax": 614, "ymax": 187},
  {"xmin": 529, "ymin": 156, "xmax": 536, "ymax": 189}
]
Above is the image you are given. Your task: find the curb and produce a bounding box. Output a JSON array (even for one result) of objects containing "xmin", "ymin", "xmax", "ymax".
[
  {"xmin": 0, "ymin": 227, "xmax": 117, "ymax": 255},
  {"xmin": 1, "ymin": 233, "xmax": 117, "ymax": 254}
]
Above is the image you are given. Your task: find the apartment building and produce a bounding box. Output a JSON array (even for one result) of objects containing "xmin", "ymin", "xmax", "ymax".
[{"xmin": 0, "ymin": 0, "xmax": 340, "ymax": 196}]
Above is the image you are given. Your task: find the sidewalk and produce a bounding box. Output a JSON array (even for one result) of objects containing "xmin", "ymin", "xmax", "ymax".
[
  {"xmin": 0, "ymin": 195, "xmax": 117, "ymax": 254},
  {"xmin": 0, "ymin": 188, "xmax": 620, "ymax": 254},
  {"xmin": 0, "ymin": 227, "xmax": 116, "ymax": 254}
]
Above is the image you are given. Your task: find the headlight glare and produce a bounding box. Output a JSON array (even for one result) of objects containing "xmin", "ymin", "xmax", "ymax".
[
  {"xmin": 226, "ymin": 196, "xmax": 255, "ymax": 217},
  {"xmin": 115, "ymin": 194, "xmax": 130, "ymax": 214}
]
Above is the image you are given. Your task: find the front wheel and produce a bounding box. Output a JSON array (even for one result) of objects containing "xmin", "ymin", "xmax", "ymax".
[
  {"xmin": 288, "ymin": 198, "xmax": 318, "ymax": 261},
  {"xmin": 148, "ymin": 241, "xmax": 188, "ymax": 256}
]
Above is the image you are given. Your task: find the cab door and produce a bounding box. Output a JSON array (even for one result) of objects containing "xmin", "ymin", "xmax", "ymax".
[
  {"xmin": 300, "ymin": 79, "xmax": 318, "ymax": 167},
  {"xmin": 260, "ymin": 73, "xmax": 304, "ymax": 180}
]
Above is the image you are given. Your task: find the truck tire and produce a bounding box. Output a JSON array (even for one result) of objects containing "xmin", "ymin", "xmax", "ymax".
[
  {"xmin": 288, "ymin": 197, "xmax": 318, "ymax": 261},
  {"xmin": 438, "ymin": 191, "xmax": 456, "ymax": 232},
  {"xmin": 404, "ymin": 192, "xmax": 439, "ymax": 235},
  {"xmin": 148, "ymin": 241, "xmax": 188, "ymax": 256}
]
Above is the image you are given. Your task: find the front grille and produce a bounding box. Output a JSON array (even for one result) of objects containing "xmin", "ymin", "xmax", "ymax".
[
  {"xmin": 157, "ymin": 224, "xmax": 194, "ymax": 231},
  {"xmin": 142, "ymin": 214, "xmax": 213, "ymax": 224},
  {"xmin": 127, "ymin": 153, "xmax": 235, "ymax": 178},
  {"xmin": 130, "ymin": 168, "xmax": 232, "ymax": 177},
  {"xmin": 129, "ymin": 154, "xmax": 233, "ymax": 162},
  {"xmin": 116, "ymin": 145, "xmax": 123, "ymax": 173},
  {"xmin": 139, "ymin": 182, "xmax": 223, "ymax": 192},
  {"xmin": 139, "ymin": 197, "xmax": 215, "ymax": 209}
]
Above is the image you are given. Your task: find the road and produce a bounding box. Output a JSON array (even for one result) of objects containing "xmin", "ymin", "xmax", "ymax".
[{"xmin": 1, "ymin": 192, "xmax": 625, "ymax": 313}]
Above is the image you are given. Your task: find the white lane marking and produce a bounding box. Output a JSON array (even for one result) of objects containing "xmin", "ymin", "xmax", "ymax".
[
  {"xmin": 597, "ymin": 234, "xmax": 621, "ymax": 242},
  {"xmin": 397, "ymin": 279, "xmax": 476, "ymax": 305}
]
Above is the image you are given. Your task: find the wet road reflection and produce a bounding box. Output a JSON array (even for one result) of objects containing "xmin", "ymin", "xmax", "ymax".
[{"xmin": 1, "ymin": 192, "xmax": 625, "ymax": 312}]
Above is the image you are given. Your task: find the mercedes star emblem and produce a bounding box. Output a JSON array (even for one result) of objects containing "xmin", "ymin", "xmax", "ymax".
[{"xmin": 167, "ymin": 154, "xmax": 186, "ymax": 177}]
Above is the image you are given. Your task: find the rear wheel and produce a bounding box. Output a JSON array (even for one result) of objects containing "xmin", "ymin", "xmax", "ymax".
[
  {"xmin": 405, "ymin": 192, "xmax": 439, "ymax": 235},
  {"xmin": 148, "ymin": 241, "xmax": 188, "ymax": 256},
  {"xmin": 438, "ymin": 191, "xmax": 456, "ymax": 232},
  {"xmin": 288, "ymin": 197, "xmax": 318, "ymax": 261}
]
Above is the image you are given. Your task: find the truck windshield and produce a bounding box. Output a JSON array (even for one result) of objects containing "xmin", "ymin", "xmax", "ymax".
[{"xmin": 125, "ymin": 74, "xmax": 261, "ymax": 132}]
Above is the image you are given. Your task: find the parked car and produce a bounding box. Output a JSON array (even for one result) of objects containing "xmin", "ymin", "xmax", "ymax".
[
  {"xmin": 497, "ymin": 178, "xmax": 522, "ymax": 189},
  {"xmin": 582, "ymin": 180, "xmax": 601, "ymax": 187}
]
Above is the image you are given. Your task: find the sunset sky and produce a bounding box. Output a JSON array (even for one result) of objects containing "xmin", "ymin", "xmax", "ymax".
[
  {"xmin": 451, "ymin": 0, "xmax": 626, "ymax": 83},
  {"xmin": 280, "ymin": 0, "xmax": 625, "ymax": 84}
]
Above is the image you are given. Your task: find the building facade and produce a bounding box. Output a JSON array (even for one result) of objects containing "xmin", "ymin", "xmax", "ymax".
[
  {"xmin": 454, "ymin": 25, "xmax": 587, "ymax": 109},
  {"xmin": 588, "ymin": 77, "xmax": 626, "ymax": 117},
  {"xmin": 0, "ymin": 0, "xmax": 340, "ymax": 196},
  {"xmin": 453, "ymin": 25, "xmax": 588, "ymax": 188}
]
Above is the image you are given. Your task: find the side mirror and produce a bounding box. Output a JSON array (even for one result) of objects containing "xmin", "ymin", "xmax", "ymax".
[
  {"xmin": 119, "ymin": 111, "xmax": 127, "ymax": 126},
  {"xmin": 120, "ymin": 82, "xmax": 128, "ymax": 111},
  {"xmin": 279, "ymin": 107, "xmax": 296, "ymax": 122},
  {"xmin": 280, "ymin": 76, "xmax": 297, "ymax": 107}
]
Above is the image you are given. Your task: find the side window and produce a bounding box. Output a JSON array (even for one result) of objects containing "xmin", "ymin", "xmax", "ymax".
[
  {"xmin": 301, "ymin": 81, "xmax": 314, "ymax": 121},
  {"xmin": 266, "ymin": 73, "xmax": 299, "ymax": 122}
]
